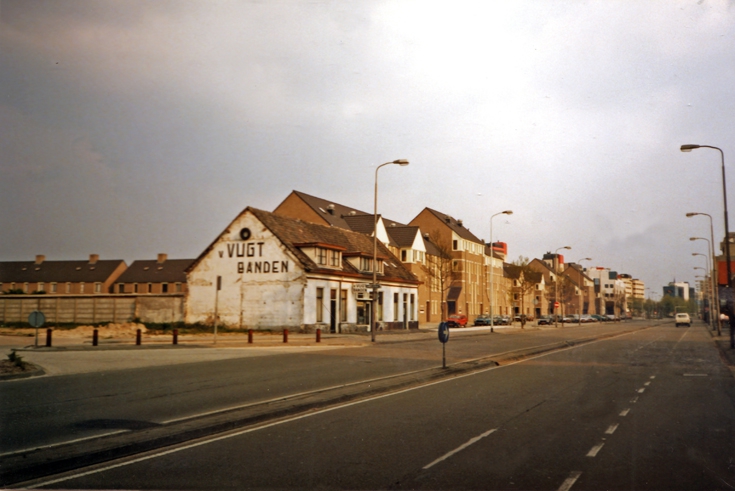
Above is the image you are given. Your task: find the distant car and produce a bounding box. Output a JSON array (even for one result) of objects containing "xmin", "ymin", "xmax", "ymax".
[
  {"xmin": 445, "ymin": 314, "xmax": 468, "ymax": 328},
  {"xmin": 606, "ymin": 315, "xmax": 620, "ymax": 322},
  {"xmin": 579, "ymin": 314, "xmax": 595, "ymax": 323},
  {"xmin": 473, "ymin": 314, "xmax": 492, "ymax": 326},
  {"xmin": 562, "ymin": 315, "xmax": 579, "ymax": 323},
  {"xmin": 591, "ymin": 314, "xmax": 607, "ymax": 322},
  {"xmin": 495, "ymin": 315, "xmax": 511, "ymax": 325},
  {"xmin": 537, "ymin": 315, "xmax": 553, "ymax": 325},
  {"xmin": 675, "ymin": 313, "xmax": 691, "ymax": 327}
]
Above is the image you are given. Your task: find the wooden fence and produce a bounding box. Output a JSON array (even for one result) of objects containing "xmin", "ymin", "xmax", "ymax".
[{"xmin": 0, "ymin": 294, "xmax": 185, "ymax": 325}]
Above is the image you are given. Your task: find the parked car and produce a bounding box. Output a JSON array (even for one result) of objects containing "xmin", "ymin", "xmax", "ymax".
[
  {"xmin": 675, "ymin": 313, "xmax": 691, "ymax": 327},
  {"xmin": 562, "ymin": 314, "xmax": 579, "ymax": 323},
  {"xmin": 445, "ymin": 314, "xmax": 468, "ymax": 328},
  {"xmin": 495, "ymin": 315, "xmax": 511, "ymax": 325},
  {"xmin": 606, "ymin": 315, "xmax": 620, "ymax": 322},
  {"xmin": 579, "ymin": 314, "xmax": 595, "ymax": 323},
  {"xmin": 473, "ymin": 314, "xmax": 492, "ymax": 326},
  {"xmin": 537, "ymin": 315, "xmax": 553, "ymax": 325},
  {"xmin": 591, "ymin": 314, "xmax": 607, "ymax": 322}
]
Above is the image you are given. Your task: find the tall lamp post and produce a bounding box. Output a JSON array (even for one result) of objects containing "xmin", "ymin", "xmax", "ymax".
[
  {"xmin": 680, "ymin": 144, "xmax": 732, "ymax": 348},
  {"xmin": 489, "ymin": 210, "xmax": 513, "ymax": 332},
  {"xmin": 554, "ymin": 246, "xmax": 572, "ymax": 328},
  {"xmin": 371, "ymin": 159, "xmax": 409, "ymax": 343},
  {"xmin": 687, "ymin": 213, "xmax": 721, "ymax": 335},
  {"xmin": 692, "ymin": 238, "xmax": 719, "ymax": 334},
  {"xmin": 576, "ymin": 257, "xmax": 592, "ymax": 324},
  {"xmin": 694, "ymin": 265, "xmax": 711, "ymax": 330}
]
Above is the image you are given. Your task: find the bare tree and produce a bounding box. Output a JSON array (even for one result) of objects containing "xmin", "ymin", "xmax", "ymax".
[
  {"xmin": 509, "ymin": 256, "xmax": 540, "ymax": 329},
  {"xmin": 421, "ymin": 230, "xmax": 458, "ymax": 321}
]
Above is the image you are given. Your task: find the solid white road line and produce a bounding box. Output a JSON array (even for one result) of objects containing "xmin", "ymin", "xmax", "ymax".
[
  {"xmin": 605, "ymin": 424, "xmax": 619, "ymax": 435},
  {"xmin": 586, "ymin": 443, "xmax": 605, "ymax": 457},
  {"xmin": 0, "ymin": 430, "xmax": 130, "ymax": 458},
  {"xmin": 619, "ymin": 408, "xmax": 630, "ymax": 417},
  {"xmin": 683, "ymin": 373, "xmax": 708, "ymax": 377},
  {"xmin": 23, "ymin": 327, "xmax": 651, "ymax": 489},
  {"xmin": 422, "ymin": 429, "xmax": 497, "ymax": 470},
  {"xmin": 557, "ymin": 471, "xmax": 582, "ymax": 491}
]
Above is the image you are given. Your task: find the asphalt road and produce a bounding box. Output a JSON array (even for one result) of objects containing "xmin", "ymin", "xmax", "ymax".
[
  {"xmin": 20, "ymin": 322, "xmax": 735, "ymax": 490},
  {"xmin": 1, "ymin": 322, "xmax": 650, "ymax": 456}
]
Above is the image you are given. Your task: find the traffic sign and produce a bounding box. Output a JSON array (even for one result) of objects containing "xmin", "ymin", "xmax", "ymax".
[
  {"xmin": 438, "ymin": 322, "xmax": 450, "ymax": 343},
  {"xmin": 554, "ymin": 301, "xmax": 560, "ymax": 309},
  {"xmin": 28, "ymin": 310, "xmax": 45, "ymax": 328}
]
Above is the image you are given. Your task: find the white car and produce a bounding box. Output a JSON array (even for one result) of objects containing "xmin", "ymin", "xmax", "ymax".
[{"xmin": 675, "ymin": 313, "xmax": 691, "ymax": 327}]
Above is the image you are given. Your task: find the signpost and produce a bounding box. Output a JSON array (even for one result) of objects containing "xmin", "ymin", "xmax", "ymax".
[
  {"xmin": 438, "ymin": 321, "xmax": 450, "ymax": 369},
  {"xmin": 28, "ymin": 310, "xmax": 45, "ymax": 348}
]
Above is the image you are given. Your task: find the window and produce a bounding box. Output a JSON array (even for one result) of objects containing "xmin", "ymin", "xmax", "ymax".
[
  {"xmin": 175, "ymin": 282, "xmax": 182, "ymax": 293},
  {"xmin": 453, "ymin": 240, "xmax": 458, "ymax": 250},
  {"xmin": 401, "ymin": 250, "xmax": 407, "ymax": 261},
  {"xmin": 134, "ymin": 283, "xmax": 139, "ymax": 293},
  {"xmin": 118, "ymin": 283, "xmax": 124, "ymax": 293},
  {"xmin": 340, "ymin": 290, "xmax": 347, "ymax": 322},
  {"xmin": 316, "ymin": 248, "xmax": 327, "ymax": 265},
  {"xmin": 94, "ymin": 282, "xmax": 102, "ymax": 293},
  {"xmin": 378, "ymin": 292, "xmax": 384, "ymax": 321},
  {"xmin": 393, "ymin": 293, "xmax": 399, "ymax": 321},
  {"xmin": 360, "ymin": 257, "xmax": 373, "ymax": 272},
  {"xmin": 65, "ymin": 282, "xmax": 71, "ymax": 293},
  {"xmin": 316, "ymin": 288, "xmax": 324, "ymax": 323},
  {"xmin": 410, "ymin": 294, "xmax": 415, "ymax": 321},
  {"xmin": 147, "ymin": 283, "xmax": 153, "ymax": 293},
  {"xmin": 330, "ymin": 250, "xmax": 340, "ymax": 267},
  {"xmin": 79, "ymin": 283, "xmax": 84, "ymax": 293},
  {"xmin": 162, "ymin": 283, "xmax": 169, "ymax": 293},
  {"xmin": 50, "ymin": 282, "xmax": 57, "ymax": 293},
  {"xmin": 23, "ymin": 282, "xmax": 29, "ymax": 293},
  {"xmin": 38, "ymin": 282, "xmax": 44, "ymax": 292}
]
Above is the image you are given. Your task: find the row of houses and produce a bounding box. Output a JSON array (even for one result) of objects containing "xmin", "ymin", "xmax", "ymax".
[{"xmin": 1, "ymin": 190, "xmax": 645, "ymax": 332}]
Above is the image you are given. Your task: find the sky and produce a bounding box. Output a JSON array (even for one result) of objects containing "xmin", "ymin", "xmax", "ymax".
[{"xmin": 2, "ymin": 0, "xmax": 735, "ymax": 296}]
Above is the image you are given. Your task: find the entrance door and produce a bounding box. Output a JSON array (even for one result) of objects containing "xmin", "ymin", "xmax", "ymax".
[
  {"xmin": 426, "ymin": 301, "xmax": 431, "ymax": 322},
  {"xmin": 330, "ymin": 289, "xmax": 337, "ymax": 333}
]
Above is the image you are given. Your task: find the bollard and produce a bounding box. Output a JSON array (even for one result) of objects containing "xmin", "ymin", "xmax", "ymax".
[
  {"xmin": 93, "ymin": 329, "xmax": 99, "ymax": 346},
  {"xmin": 316, "ymin": 328, "xmax": 321, "ymax": 343},
  {"xmin": 46, "ymin": 328, "xmax": 52, "ymax": 347},
  {"xmin": 283, "ymin": 329, "xmax": 289, "ymax": 343},
  {"xmin": 248, "ymin": 329, "xmax": 253, "ymax": 344},
  {"xmin": 136, "ymin": 329, "xmax": 142, "ymax": 346},
  {"xmin": 172, "ymin": 329, "xmax": 178, "ymax": 345}
]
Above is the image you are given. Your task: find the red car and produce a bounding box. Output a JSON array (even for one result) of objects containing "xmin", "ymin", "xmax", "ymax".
[{"xmin": 444, "ymin": 314, "xmax": 468, "ymax": 328}]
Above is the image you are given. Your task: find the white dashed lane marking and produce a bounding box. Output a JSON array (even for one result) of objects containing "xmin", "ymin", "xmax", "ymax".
[
  {"xmin": 605, "ymin": 424, "xmax": 619, "ymax": 435},
  {"xmin": 587, "ymin": 443, "xmax": 605, "ymax": 457},
  {"xmin": 619, "ymin": 408, "xmax": 630, "ymax": 416},
  {"xmin": 630, "ymin": 396, "xmax": 639, "ymax": 403},
  {"xmin": 557, "ymin": 471, "xmax": 582, "ymax": 491}
]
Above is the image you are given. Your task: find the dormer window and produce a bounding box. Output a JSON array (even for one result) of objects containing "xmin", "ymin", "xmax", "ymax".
[
  {"xmin": 294, "ymin": 242, "xmax": 346, "ymax": 270},
  {"xmin": 316, "ymin": 248, "xmax": 327, "ymax": 265},
  {"xmin": 330, "ymin": 249, "xmax": 340, "ymax": 267}
]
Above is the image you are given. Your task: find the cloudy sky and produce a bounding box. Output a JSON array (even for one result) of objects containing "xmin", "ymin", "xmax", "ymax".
[{"xmin": 2, "ymin": 0, "xmax": 734, "ymax": 295}]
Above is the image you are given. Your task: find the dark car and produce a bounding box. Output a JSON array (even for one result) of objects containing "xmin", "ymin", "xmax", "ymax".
[
  {"xmin": 473, "ymin": 314, "xmax": 492, "ymax": 326},
  {"xmin": 591, "ymin": 314, "xmax": 607, "ymax": 322},
  {"xmin": 445, "ymin": 314, "xmax": 468, "ymax": 328}
]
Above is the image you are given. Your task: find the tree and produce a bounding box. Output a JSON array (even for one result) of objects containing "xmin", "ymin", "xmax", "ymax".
[
  {"xmin": 421, "ymin": 230, "xmax": 458, "ymax": 321},
  {"xmin": 509, "ymin": 256, "xmax": 540, "ymax": 329}
]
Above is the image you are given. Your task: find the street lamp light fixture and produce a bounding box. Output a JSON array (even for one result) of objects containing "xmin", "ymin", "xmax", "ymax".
[
  {"xmin": 489, "ymin": 210, "xmax": 513, "ymax": 332},
  {"xmin": 372, "ymin": 159, "xmax": 409, "ymax": 343}
]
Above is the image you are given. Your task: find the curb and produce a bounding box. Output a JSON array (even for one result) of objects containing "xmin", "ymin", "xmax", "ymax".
[{"xmin": 0, "ymin": 364, "xmax": 45, "ymax": 381}]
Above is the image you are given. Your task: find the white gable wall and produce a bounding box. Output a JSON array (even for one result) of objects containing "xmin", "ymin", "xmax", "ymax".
[{"xmin": 186, "ymin": 211, "xmax": 306, "ymax": 329}]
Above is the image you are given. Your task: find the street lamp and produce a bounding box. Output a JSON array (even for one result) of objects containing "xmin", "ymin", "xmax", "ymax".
[
  {"xmin": 687, "ymin": 213, "xmax": 722, "ymax": 335},
  {"xmin": 692, "ymin": 237, "xmax": 718, "ymax": 333},
  {"xmin": 554, "ymin": 246, "xmax": 571, "ymax": 328},
  {"xmin": 576, "ymin": 258, "xmax": 592, "ymax": 324},
  {"xmin": 371, "ymin": 159, "xmax": 409, "ymax": 342},
  {"xmin": 489, "ymin": 210, "xmax": 513, "ymax": 332}
]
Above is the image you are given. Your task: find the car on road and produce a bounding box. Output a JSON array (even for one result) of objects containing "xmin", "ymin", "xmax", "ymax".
[
  {"xmin": 445, "ymin": 314, "xmax": 468, "ymax": 328},
  {"xmin": 579, "ymin": 314, "xmax": 595, "ymax": 323},
  {"xmin": 473, "ymin": 314, "xmax": 492, "ymax": 326},
  {"xmin": 562, "ymin": 314, "xmax": 579, "ymax": 323},
  {"xmin": 494, "ymin": 315, "xmax": 511, "ymax": 325},
  {"xmin": 675, "ymin": 313, "xmax": 691, "ymax": 327},
  {"xmin": 591, "ymin": 314, "xmax": 607, "ymax": 322}
]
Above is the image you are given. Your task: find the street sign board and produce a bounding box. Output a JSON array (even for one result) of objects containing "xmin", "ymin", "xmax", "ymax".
[
  {"xmin": 554, "ymin": 301, "xmax": 560, "ymax": 309},
  {"xmin": 28, "ymin": 310, "xmax": 45, "ymax": 328},
  {"xmin": 438, "ymin": 322, "xmax": 450, "ymax": 344}
]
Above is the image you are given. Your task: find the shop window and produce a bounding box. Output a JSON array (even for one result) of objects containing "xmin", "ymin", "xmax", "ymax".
[
  {"xmin": 316, "ymin": 288, "xmax": 324, "ymax": 323},
  {"xmin": 393, "ymin": 293, "xmax": 399, "ymax": 321},
  {"xmin": 340, "ymin": 290, "xmax": 347, "ymax": 322}
]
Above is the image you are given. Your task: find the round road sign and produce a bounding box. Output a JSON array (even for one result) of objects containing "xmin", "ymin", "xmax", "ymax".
[
  {"xmin": 438, "ymin": 322, "xmax": 450, "ymax": 344},
  {"xmin": 28, "ymin": 310, "xmax": 45, "ymax": 328}
]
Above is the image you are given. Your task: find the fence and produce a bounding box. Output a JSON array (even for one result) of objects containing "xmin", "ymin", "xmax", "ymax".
[{"xmin": 0, "ymin": 294, "xmax": 185, "ymax": 325}]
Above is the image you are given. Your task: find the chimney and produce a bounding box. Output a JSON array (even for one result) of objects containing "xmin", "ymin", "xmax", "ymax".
[
  {"xmin": 327, "ymin": 204, "xmax": 335, "ymax": 215},
  {"xmin": 157, "ymin": 253, "xmax": 168, "ymax": 264},
  {"xmin": 35, "ymin": 255, "xmax": 45, "ymax": 264},
  {"xmin": 89, "ymin": 254, "xmax": 99, "ymax": 264},
  {"xmin": 457, "ymin": 219, "xmax": 463, "ymax": 227}
]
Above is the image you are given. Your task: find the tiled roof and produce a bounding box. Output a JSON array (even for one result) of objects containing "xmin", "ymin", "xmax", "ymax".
[
  {"xmin": 116, "ymin": 259, "xmax": 195, "ymax": 284},
  {"xmin": 0, "ymin": 259, "xmax": 125, "ymax": 283},
  {"xmin": 423, "ymin": 208, "xmax": 484, "ymax": 244},
  {"xmin": 189, "ymin": 208, "xmax": 418, "ymax": 284},
  {"xmin": 286, "ymin": 191, "xmax": 406, "ymax": 231},
  {"xmin": 386, "ymin": 226, "xmax": 420, "ymax": 248}
]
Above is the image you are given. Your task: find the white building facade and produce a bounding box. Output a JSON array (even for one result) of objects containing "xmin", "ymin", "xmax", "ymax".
[{"xmin": 186, "ymin": 207, "xmax": 420, "ymax": 332}]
